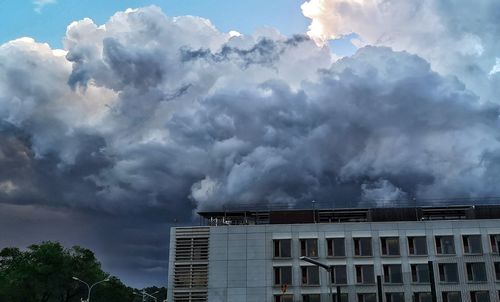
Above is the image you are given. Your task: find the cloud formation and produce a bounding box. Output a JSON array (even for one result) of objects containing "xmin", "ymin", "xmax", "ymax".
[
  {"xmin": 1, "ymin": 4, "xmax": 500, "ymax": 286},
  {"xmin": 301, "ymin": 0, "xmax": 500, "ymax": 104}
]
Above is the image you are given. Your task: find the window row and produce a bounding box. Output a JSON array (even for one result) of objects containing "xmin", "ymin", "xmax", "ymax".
[
  {"xmin": 274, "ymin": 291, "xmax": 495, "ymax": 302},
  {"xmin": 274, "ymin": 234, "xmax": 500, "ymax": 258},
  {"xmin": 274, "ymin": 261, "xmax": 500, "ymax": 286}
]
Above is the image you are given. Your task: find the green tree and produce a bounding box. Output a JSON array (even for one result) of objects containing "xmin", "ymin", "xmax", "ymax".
[{"xmin": 0, "ymin": 241, "xmax": 136, "ymax": 302}]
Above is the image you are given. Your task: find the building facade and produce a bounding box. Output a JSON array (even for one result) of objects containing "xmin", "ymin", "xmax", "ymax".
[{"xmin": 167, "ymin": 206, "xmax": 500, "ymax": 302}]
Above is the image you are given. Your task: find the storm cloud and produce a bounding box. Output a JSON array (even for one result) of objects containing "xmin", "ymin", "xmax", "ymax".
[{"xmin": 1, "ymin": 4, "xmax": 500, "ymax": 286}]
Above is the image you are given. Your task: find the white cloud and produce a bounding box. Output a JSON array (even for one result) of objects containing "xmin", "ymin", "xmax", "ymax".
[
  {"xmin": 489, "ymin": 58, "xmax": 500, "ymax": 76},
  {"xmin": 301, "ymin": 0, "xmax": 500, "ymax": 103},
  {"xmin": 0, "ymin": 180, "xmax": 17, "ymax": 194},
  {"xmin": 1, "ymin": 5, "xmax": 500, "ymax": 213},
  {"xmin": 33, "ymin": 0, "xmax": 57, "ymax": 13}
]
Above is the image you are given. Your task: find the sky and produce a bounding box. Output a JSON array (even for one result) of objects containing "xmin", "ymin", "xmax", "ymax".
[{"xmin": 1, "ymin": 0, "xmax": 500, "ymax": 288}]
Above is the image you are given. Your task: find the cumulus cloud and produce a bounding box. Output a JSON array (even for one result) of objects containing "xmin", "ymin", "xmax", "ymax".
[
  {"xmin": 2, "ymin": 5, "xmax": 500, "ymax": 285},
  {"xmin": 301, "ymin": 0, "xmax": 500, "ymax": 104}
]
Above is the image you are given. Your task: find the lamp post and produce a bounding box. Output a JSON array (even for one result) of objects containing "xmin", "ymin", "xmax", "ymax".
[
  {"xmin": 72, "ymin": 276, "xmax": 110, "ymax": 302},
  {"xmin": 135, "ymin": 290, "xmax": 160, "ymax": 302},
  {"xmin": 143, "ymin": 290, "xmax": 160, "ymax": 302},
  {"xmin": 300, "ymin": 256, "xmax": 335, "ymax": 302}
]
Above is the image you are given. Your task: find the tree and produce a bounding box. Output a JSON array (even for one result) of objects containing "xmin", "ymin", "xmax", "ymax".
[{"xmin": 0, "ymin": 241, "xmax": 137, "ymax": 302}]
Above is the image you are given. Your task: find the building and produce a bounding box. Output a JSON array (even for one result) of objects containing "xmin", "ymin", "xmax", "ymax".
[{"xmin": 167, "ymin": 205, "xmax": 500, "ymax": 302}]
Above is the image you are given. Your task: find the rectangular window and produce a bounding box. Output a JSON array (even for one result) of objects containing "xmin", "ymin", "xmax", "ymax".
[
  {"xmin": 463, "ymin": 235, "xmax": 482, "ymax": 254},
  {"xmin": 386, "ymin": 293, "xmax": 404, "ymax": 302},
  {"xmin": 466, "ymin": 262, "xmax": 487, "ymax": 282},
  {"xmin": 381, "ymin": 237, "xmax": 400, "ymax": 256},
  {"xmin": 438, "ymin": 263, "xmax": 459, "ymax": 283},
  {"xmin": 356, "ymin": 265, "xmax": 375, "ymax": 284},
  {"xmin": 357, "ymin": 293, "xmax": 376, "ymax": 302},
  {"xmin": 413, "ymin": 292, "xmax": 432, "ymax": 302},
  {"xmin": 274, "ymin": 295, "xmax": 293, "ymax": 302},
  {"xmin": 301, "ymin": 266, "xmax": 319, "ymax": 286},
  {"xmin": 330, "ymin": 265, "xmax": 347, "ymax": 284},
  {"xmin": 408, "ymin": 237, "xmax": 428, "ymax": 255},
  {"xmin": 490, "ymin": 234, "xmax": 500, "ymax": 253},
  {"xmin": 470, "ymin": 291, "xmax": 490, "ymax": 302},
  {"xmin": 411, "ymin": 264, "xmax": 430, "ymax": 283},
  {"xmin": 300, "ymin": 239, "xmax": 318, "ymax": 257},
  {"xmin": 435, "ymin": 236, "xmax": 456, "ymax": 255},
  {"xmin": 354, "ymin": 238, "xmax": 372, "ymax": 256},
  {"xmin": 333, "ymin": 293, "xmax": 349, "ymax": 302},
  {"xmin": 442, "ymin": 292, "xmax": 461, "ymax": 302},
  {"xmin": 383, "ymin": 264, "xmax": 403, "ymax": 284},
  {"xmin": 494, "ymin": 262, "xmax": 500, "ymax": 280},
  {"xmin": 327, "ymin": 238, "xmax": 346, "ymax": 257},
  {"xmin": 273, "ymin": 239, "xmax": 291, "ymax": 258},
  {"xmin": 302, "ymin": 294, "xmax": 320, "ymax": 302},
  {"xmin": 274, "ymin": 266, "xmax": 292, "ymax": 286}
]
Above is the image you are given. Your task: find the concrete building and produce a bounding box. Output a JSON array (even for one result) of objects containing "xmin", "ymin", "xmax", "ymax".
[{"xmin": 167, "ymin": 205, "xmax": 500, "ymax": 302}]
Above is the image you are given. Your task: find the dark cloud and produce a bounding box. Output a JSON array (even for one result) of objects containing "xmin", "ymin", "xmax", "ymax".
[
  {"xmin": 1, "ymin": 5, "xmax": 500, "ymax": 287},
  {"xmin": 181, "ymin": 35, "xmax": 311, "ymax": 68}
]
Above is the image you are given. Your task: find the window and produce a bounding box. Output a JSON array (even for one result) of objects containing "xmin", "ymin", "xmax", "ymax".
[
  {"xmin": 466, "ymin": 262, "xmax": 487, "ymax": 282},
  {"xmin": 274, "ymin": 266, "xmax": 292, "ymax": 286},
  {"xmin": 463, "ymin": 235, "xmax": 482, "ymax": 254},
  {"xmin": 413, "ymin": 292, "xmax": 432, "ymax": 302},
  {"xmin": 408, "ymin": 237, "xmax": 427, "ymax": 255},
  {"xmin": 383, "ymin": 264, "xmax": 403, "ymax": 284},
  {"xmin": 411, "ymin": 264, "xmax": 430, "ymax": 283},
  {"xmin": 490, "ymin": 234, "xmax": 500, "ymax": 253},
  {"xmin": 386, "ymin": 293, "xmax": 404, "ymax": 302},
  {"xmin": 494, "ymin": 262, "xmax": 500, "ymax": 280},
  {"xmin": 354, "ymin": 238, "xmax": 372, "ymax": 256},
  {"xmin": 333, "ymin": 293, "xmax": 349, "ymax": 302},
  {"xmin": 356, "ymin": 265, "xmax": 375, "ymax": 284},
  {"xmin": 442, "ymin": 292, "xmax": 461, "ymax": 302},
  {"xmin": 327, "ymin": 238, "xmax": 345, "ymax": 257},
  {"xmin": 330, "ymin": 265, "xmax": 347, "ymax": 284},
  {"xmin": 435, "ymin": 236, "xmax": 456, "ymax": 255},
  {"xmin": 274, "ymin": 295, "xmax": 293, "ymax": 302},
  {"xmin": 357, "ymin": 293, "xmax": 376, "ymax": 302},
  {"xmin": 381, "ymin": 237, "xmax": 400, "ymax": 256},
  {"xmin": 300, "ymin": 239, "xmax": 318, "ymax": 257},
  {"xmin": 301, "ymin": 266, "xmax": 320, "ymax": 285},
  {"xmin": 470, "ymin": 291, "xmax": 490, "ymax": 302},
  {"xmin": 438, "ymin": 263, "xmax": 459, "ymax": 283},
  {"xmin": 302, "ymin": 294, "xmax": 320, "ymax": 302},
  {"xmin": 274, "ymin": 239, "xmax": 292, "ymax": 258}
]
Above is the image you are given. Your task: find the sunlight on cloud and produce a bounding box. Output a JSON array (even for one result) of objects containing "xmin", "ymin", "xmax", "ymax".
[{"xmin": 300, "ymin": 0, "xmax": 500, "ymax": 104}]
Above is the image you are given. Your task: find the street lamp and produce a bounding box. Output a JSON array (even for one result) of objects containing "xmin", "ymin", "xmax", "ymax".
[
  {"xmin": 72, "ymin": 276, "xmax": 110, "ymax": 302},
  {"xmin": 135, "ymin": 290, "xmax": 160, "ymax": 302},
  {"xmin": 144, "ymin": 290, "xmax": 160, "ymax": 302},
  {"xmin": 300, "ymin": 256, "xmax": 336, "ymax": 302}
]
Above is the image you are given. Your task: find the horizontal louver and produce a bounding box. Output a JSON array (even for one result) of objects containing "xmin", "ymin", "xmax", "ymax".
[
  {"xmin": 173, "ymin": 290, "xmax": 209, "ymax": 302},
  {"xmin": 173, "ymin": 227, "xmax": 209, "ymax": 302}
]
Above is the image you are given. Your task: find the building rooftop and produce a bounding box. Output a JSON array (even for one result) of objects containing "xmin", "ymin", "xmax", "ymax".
[{"xmin": 198, "ymin": 204, "xmax": 500, "ymax": 226}]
